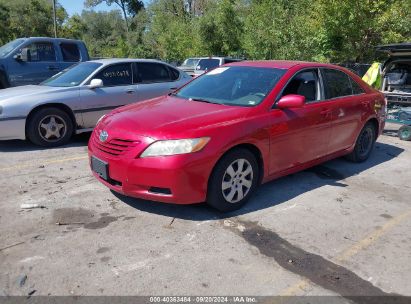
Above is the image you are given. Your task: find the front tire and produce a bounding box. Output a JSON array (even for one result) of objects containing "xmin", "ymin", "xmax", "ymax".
[
  {"xmin": 207, "ymin": 148, "xmax": 259, "ymax": 212},
  {"xmin": 346, "ymin": 122, "xmax": 376, "ymax": 162},
  {"xmin": 27, "ymin": 107, "xmax": 73, "ymax": 147},
  {"xmin": 398, "ymin": 125, "xmax": 411, "ymax": 141}
]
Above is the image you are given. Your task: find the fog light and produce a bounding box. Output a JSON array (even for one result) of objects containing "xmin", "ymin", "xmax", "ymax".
[{"xmin": 148, "ymin": 187, "xmax": 172, "ymax": 195}]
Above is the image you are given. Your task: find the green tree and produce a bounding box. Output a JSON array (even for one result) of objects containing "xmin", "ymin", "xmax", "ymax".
[
  {"xmin": 85, "ymin": 0, "xmax": 144, "ymax": 32},
  {"xmin": 0, "ymin": 3, "xmax": 11, "ymax": 44},
  {"xmin": 316, "ymin": 0, "xmax": 411, "ymax": 62},
  {"xmin": 242, "ymin": 0, "xmax": 319, "ymax": 60},
  {"xmin": 0, "ymin": 0, "xmax": 67, "ymax": 39}
]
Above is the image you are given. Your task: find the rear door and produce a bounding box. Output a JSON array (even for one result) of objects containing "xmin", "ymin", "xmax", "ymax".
[
  {"xmin": 321, "ymin": 68, "xmax": 365, "ymax": 153},
  {"xmin": 269, "ymin": 68, "xmax": 332, "ymax": 174},
  {"xmin": 79, "ymin": 62, "xmax": 135, "ymax": 128},
  {"xmin": 133, "ymin": 62, "xmax": 184, "ymax": 100}
]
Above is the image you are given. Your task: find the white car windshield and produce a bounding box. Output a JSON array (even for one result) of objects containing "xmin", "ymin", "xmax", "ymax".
[
  {"xmin": 175, "ymin": 66, "xmax": 286, "ymax": 107},
  {"xmin": 41, "ymin": 62, "xmax": 103, "ymax": 87}
]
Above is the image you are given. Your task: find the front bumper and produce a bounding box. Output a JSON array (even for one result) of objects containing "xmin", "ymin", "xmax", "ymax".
[
  {"xmin": 88, "ymin": 132, "xmax": 215, "ymax": 205},
  {"xmin": 0, "ymin": 118, "xmax": 26, "ymax": 140}
]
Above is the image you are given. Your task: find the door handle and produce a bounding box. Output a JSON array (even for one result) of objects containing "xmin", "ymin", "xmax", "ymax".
[
  {"xmin": 47, "ymin": 65, "xmax": 58, "ymax": 70},
  {"xmin": 126, "ymin": 89, "xmax": 135, "ymax": 94},
  {"xmin": 169, "ymin": 87, "xmax": 178, "ymax": 90}
]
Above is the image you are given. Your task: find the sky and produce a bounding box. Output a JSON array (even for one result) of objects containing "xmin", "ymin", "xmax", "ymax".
[{"xmin": 59, "ymin": 0, "xmax": 112, "ymax": 16}]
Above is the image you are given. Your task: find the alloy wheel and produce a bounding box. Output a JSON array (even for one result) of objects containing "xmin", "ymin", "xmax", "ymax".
[
  {"xmin": 38, "ymin": 115, "xmax": 67, "ymax": 142},
  {"xmin": 222, "ymin": 158, "xmax": 254, "ymax": 204},
  {"xmin": 358, "ymin": 127, "xmax": 373, "ymax": 157}
]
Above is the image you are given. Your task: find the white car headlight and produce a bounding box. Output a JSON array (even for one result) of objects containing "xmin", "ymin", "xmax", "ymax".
[{"xmin": 140, "ymin": 137, "xmax": 210, "ymax": 158}]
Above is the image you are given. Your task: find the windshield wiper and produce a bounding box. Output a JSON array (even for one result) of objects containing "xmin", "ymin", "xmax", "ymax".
[{"xmin": 189, "ymin": 97, "xmax": 218, "ymax": 104}]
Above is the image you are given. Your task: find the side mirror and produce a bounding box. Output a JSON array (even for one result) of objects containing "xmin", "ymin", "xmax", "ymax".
[
  {"xmin": 277, "ymin": 94, "xmax": 305, "ymax": 109},
  {"xmin": 14, "ymin": 48, "xmax": 30, "ymax": 62},
  {"xmin": 88, "ymin": 79, "xmax": 103, "ymax": 89}
]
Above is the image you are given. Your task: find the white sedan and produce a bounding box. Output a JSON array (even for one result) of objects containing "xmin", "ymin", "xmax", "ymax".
[{"xmin": 0, "ymin": 58, "xmax": 191, "ymax": 146}]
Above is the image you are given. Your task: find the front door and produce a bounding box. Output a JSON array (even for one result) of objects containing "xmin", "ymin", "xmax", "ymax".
[
  {"xmin": 269, "ymin": 69, "xmax": 333, "ymax": 174},
  {"xmin": 80, "ymin": 63, "xmax": 136, "ymax": 128},
  {"xmin": 8, "ymin": 41, "xmax": 59, "ymax": 86}
]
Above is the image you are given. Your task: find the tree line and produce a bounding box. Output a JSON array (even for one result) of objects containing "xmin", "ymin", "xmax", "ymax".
[{"xmin": 0, "ymin": 0, "xmax": 410, "ymax": 64}]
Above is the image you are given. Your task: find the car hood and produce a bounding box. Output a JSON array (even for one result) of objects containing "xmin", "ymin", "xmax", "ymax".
[
  {"xmin": 100, "ymin": 95, "xmax": 250, "ymax": 139},
  {"xmin": 0, "ymin": 85, "xmax": 78, "ymax": 101}
]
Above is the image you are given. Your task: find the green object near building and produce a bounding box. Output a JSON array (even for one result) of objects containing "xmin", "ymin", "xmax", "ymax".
[{"xmin": 362, "ymin": 62, "xmax": 382, "ymax": 89}]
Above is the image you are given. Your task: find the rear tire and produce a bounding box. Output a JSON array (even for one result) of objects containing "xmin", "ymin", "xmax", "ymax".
[
  {"xmin": 27, "ymin": 107, "xmax": 73, "ymax": 147},
  {"xmin": 345, "ymin": 122, "xmax": 376, "ymax": 162},
  {"xmin": 398, "ymin": 125, "xmax": 411, "ymax": 141},
  {"xmin": 207, "ymin": 148, "xmax": 259, "ymax": 212}
]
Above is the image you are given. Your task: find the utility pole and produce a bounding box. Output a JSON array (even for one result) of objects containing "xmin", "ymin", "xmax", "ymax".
[{"xmin": 52, "ymin": 0, "xmax": 57, "ymax": 38}]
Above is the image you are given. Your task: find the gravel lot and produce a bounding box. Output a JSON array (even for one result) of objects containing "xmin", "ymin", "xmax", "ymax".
[{"xmin": 0, "ymin": 123, "xmax": 410, "ymax": 302}]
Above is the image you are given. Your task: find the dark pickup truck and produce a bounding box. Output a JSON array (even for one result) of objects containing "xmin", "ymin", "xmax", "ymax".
[{"xmin": 0, "ymin": 37, "xmax": 90, "ymax": 89}]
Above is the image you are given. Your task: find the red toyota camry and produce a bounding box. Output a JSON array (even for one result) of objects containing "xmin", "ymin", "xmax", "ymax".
[{"xmin": 88, "ymin": 61, "xmax": 385, "ymax": 212}]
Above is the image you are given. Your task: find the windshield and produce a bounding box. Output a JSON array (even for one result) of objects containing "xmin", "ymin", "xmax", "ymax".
[
  {"xmin": 0, "ymin": 39, "xmax": 26, "ymax": 57},
  {"xmin": 182, "ymin": 58, "xmax": 200, "ymax": 67},
  {"xmin": 41, "ymin": 62, "xmax": 102, "ymax": 87},
  {"xmin": 196, "ymin": 59, "xmax": 220, "ymax": 71},
  {"xmin": 175, "ymin": 66, "xmax": 286, "ymax": 107}
]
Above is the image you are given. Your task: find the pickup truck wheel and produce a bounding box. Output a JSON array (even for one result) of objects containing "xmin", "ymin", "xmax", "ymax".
[
  {"xmin": 27, "ymin": 108, "xmax": 73, "ymax": 147},
  {"xmin": 345, "ymin": 122, "xmax": 376, "ymax": 163},
  {"xmin": 207, "ymin": 148, "xmax": 259, "ymax": 212}
]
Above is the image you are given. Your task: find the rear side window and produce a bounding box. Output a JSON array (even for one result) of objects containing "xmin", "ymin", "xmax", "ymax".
[
  {"xmin": 169, "ymin": 67, "xmax": 180, "ymax": 81},
  {"xmin": 350, "ymin": 78, "xmax": 365, "ymax": 94},
  {"xmin": 322, "ymin": 69, "xmax": 352, "ymax": 99},
  {"xmin": 282, "ymin": 70, "xmax": 319, "ymax": 102},
  {"xmin": 95, "ymin": 63, "xmax": 132, "ymax": 86},
  {"xmin": 135, "ymin": 63, "xmax": 171, "ymax": 83},
  {"xmin": 26, "ymin": 42, "xmax": 56, "ymax": 62},
  {"xmin": 60, "ymin": 43, "xmax": 80, "ymax": 62}
]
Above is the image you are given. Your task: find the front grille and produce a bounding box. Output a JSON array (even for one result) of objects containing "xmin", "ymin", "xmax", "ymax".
[{"xmin": 92, "ymin": 133, "xmax": 140, "ymax": 156}]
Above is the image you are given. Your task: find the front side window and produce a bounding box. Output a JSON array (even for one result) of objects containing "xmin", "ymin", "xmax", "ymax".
[
  {"xmin": 281, "ymin": 70, "xmax": 319, "ymax": 102},
  {"xmin": 135, "ymin": 63, "xmax": 171, "ymax": 83},
  {"xmin": 41, "ymin": 62, "xmax": 102, "ymax": 87},
  {"xmin": 175, "ymin": 66, "xmax": 286, "ymax": 107},
  {"xmin": 26, "ymin": 42, "xmax": 56, "ymax": 62},
  {"xmin": 60, "ymin": 43, "xmax": 80, "ymax": 62},
  {"xmin": 95, "ymin": 63, "xmax": 132, "ymax": 86},
  {"xmin": 350, "ymin": 78, "xmax": 365, "ymax": 95},
  {"xmin": 169, "ymin": 67, "xmax": 180, "ymax": 81},
  {"xmin": 322, "ymin": 69, "xmax": 353, "ymax": 99}
]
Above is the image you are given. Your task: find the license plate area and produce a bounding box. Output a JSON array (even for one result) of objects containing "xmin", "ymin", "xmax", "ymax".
[{"xmin": 91, "ymin": 156, "xmax": 109, "ymax": 181}]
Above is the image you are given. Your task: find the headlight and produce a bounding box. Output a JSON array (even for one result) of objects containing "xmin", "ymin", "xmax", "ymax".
[
  {"xmin": 140, "ymin": 137, "xmax": 210, "ymax": 158},
  {"xmin": 97, "ymin": 114, "xmax": 106, "ymax": 124}
]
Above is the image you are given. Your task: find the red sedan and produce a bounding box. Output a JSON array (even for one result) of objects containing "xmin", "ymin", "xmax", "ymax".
[{"xmin": 88, "ymin": 61, "xmax": 386, "ymax": 212}]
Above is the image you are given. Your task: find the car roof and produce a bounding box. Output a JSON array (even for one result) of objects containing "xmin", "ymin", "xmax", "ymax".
[
  {"xmin": 197, "ymin": 57, "xmax": 242, "ymax": 60},
  {"xmin": 87, "ymin": 58, "xmax": 172, "ymax": 65},
  {"xmin": 25, "ymin": 37, "xmax": 84, "ymax": 43},
  {"xmin": 225, "ymin": 60, "xmax": 340, "ymax": 69}
]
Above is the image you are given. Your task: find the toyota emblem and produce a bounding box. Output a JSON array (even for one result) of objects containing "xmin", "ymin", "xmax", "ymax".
[{"xmin": 99, "ymin": 130, "xmax": 109, "ymax": 142}]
